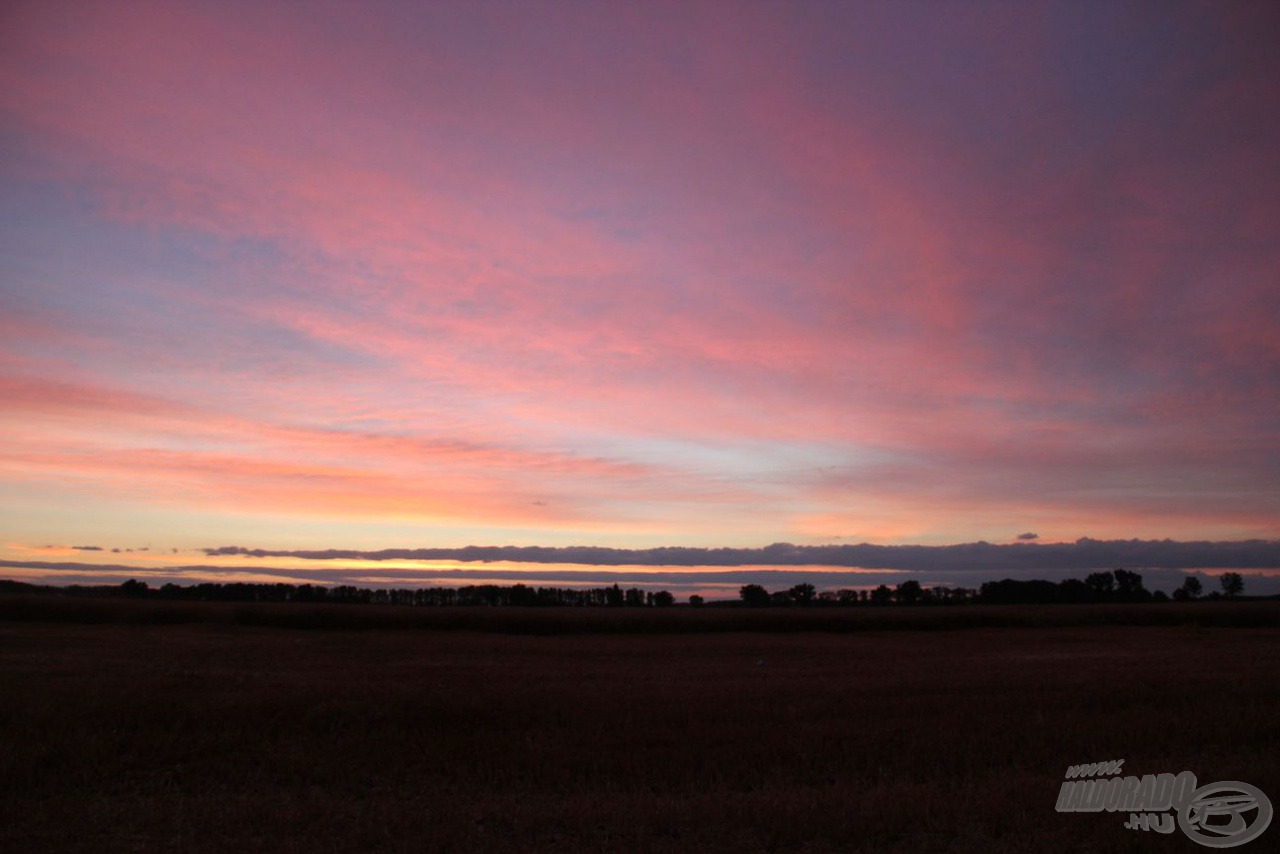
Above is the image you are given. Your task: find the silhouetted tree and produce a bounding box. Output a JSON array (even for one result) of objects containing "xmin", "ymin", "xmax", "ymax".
[
  {"xmin": 331, "ymin": 585, "xmax": 371, "ymax": 604},
  {"xmin": 1057, "ymin": 578, "xmax": 1091, "ymax": 603},
  {"xmin": 1084, "ymin": 571, "xmax": 1115, "ymax": 597},
  {"xmin": 606, "ymin": 584, "xmax": 625, "ymax": 607},
  {"xmin": 293, "ymin": 584, "xmax": 326, "ymax": 602},
  {"xmin": 653, "ymin": 590, "xmax": 674, "ymax": 607},
  {"xmin": 1178, "ymin": 576, "xmax": 1203, "ymax": 600},
  {"xmin": 1220, "ymin": 572, "xmax": 1244, "ymax": 598},
  {"xmin": 509, "ymin": 584, "xmax": 537, "ymax": 606},
  {"xmin": 894, "ymin": 579, "xmax": 922, "ymax": 605},
  {"xmin": 932, "ymin": 585, "xmax": 974, "ymax": 604},
  {"xmin": 688, "ymin": 594, "xmax": 705, "ymax": 607},
  {"xmin": 869, "ymin": 584, "xmax": 892, "ymax": 605},
  {"xmin": 1113, "ymin": 569, "xmax": 1149, "ymax": 601},
  {"xmin": 739, "ymin": 584, "xmax": 770, "ymax": 607},
  {"xmin": 979, "ymin": 578, "xmax": 1060, "ymax": 604},
  {"xmin": 789, "ymin": 583, "xmax": 816, "ymax": 606},
  {"xmin": 120, "ymin": 579, "xmax": 149, "ymax": 598}
]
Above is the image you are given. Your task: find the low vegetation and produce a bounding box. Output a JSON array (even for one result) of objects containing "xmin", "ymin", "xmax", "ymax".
[
  {"xmin": 2, "ymin": 612, "xmax": 1277, "ymax": 852},
  {"xmin": 1, "ymin": 590, "xmax": 1278, "ymax": 634}
]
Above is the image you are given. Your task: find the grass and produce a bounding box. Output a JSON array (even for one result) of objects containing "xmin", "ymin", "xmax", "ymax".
[
  {"xmin": 1, "ymin": 603, "xmax": 1277, "ymax": 852},
  {"xmin": 2, "ymin": 594, "xmax": 1278, "ymax": 632}
]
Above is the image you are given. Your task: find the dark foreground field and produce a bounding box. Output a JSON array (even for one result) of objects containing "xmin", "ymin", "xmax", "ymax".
[{"xmin": 2, "ymin": 603, "xmax": 1278, "ymax": 853}]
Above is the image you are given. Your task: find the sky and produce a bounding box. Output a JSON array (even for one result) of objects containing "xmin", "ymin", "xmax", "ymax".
[{"xmin": 2, "ymin": 1, "xmax": 1278, "ymax": 594}]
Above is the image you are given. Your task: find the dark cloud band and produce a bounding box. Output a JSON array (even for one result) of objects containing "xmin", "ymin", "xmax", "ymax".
[{"xmin": 200, "ymin": 539, "xmax": 1280, "ymax": 571}]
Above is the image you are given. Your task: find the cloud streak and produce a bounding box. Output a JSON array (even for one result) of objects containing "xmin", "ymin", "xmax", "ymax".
[
  {"xmin": 1, "ymin": 1, "xmax": 1277, "ymax": 549},
  {"xmin": 201, "ymin": 539, "xmax": 1280, "ymax": 572}
]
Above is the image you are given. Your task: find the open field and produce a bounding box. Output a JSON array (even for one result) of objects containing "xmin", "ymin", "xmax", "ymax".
[
  {"xmin": 2, "ymin": 606, "xmax": 1278, "ymax": 852},
  {"xmin": 3, "ymin": 594, "xmax": 1279, "ymax": 633}
]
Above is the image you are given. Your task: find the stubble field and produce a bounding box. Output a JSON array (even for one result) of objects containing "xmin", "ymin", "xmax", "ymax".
[{"xmin": 2, "ymin": 601, "xmax": 1277, "ymax": 853}]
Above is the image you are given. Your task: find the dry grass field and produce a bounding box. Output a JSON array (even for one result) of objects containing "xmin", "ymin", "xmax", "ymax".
[{"xmin": 2, "ymin": 600, "xmax": 1278, "ymax": 852}]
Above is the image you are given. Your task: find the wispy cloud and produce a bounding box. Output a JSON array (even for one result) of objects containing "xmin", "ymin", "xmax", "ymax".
[{"xmin": 1, "ymin": 1, "xmax": 1276, "ymax": 548}]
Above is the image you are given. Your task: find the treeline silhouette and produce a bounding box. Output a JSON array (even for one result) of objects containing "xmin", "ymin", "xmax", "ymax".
[
  {"xmin": 734, "ymin": 569, "xmax": 1243, "ymax": 606},
  {"xmin": 0, "ymin": 568, "xmax": 1247, "ymax": 608},
  {"xmin": 739, "ymin": 570, "xmax": 1242, "ymax": 606},
  {"xmin": 0, "ymin": 579, "xmax": 678, "ymax": 608}
]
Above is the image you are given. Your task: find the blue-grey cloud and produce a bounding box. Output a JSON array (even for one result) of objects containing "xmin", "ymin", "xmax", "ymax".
[{"xmin": 202, "ymin": 539, "xmax": 1280, "ymax": 571}]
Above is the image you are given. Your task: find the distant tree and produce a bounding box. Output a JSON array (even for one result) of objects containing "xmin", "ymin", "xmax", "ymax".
[
  {"xmin": 933, "ymin": 586, "xmax": 974, "ymax": 604},
  {"xmin": 769, "ymin": 590, "xmax": 793, "ymax": 606},
  {"xmin": 120, "ymin": 579, "xmax": 149, "ymax": 598},
  {"xmin": 1150, "ymin": 590, "xmax": 1169, "ymax": 602},
  {"xmin": 1113, "ymin": 569, "xmax": 1148, "ymax": 600},
  {"xmin": 869, "ymin": 584, "xmax": 893, "ymax": 605},
  {"xmin": 509, "ymin": 584, "xmax": 537, "ymax": 606},
  {"xmin": 1084, "ymin": 571, "xmax": 1116, "ymax": 597},
  {"xmin": 1220, "ymin": 572, "xmax": 1244, "ymax": 598},
  {"xmin": 789, "ymin": 583, "xmax": 816, "ymax": 606},
  {"xmin": 653, "ymin": 590, "xmax": 674, "ymax": 607},
  {"xmin": 624, "ymin": 587, "xmax": 646, "ymax": 607},
  {"xmin": 688, "ymin": 594, "xmax": 705, "ymax": 607},
  {"xmin": 331, "ymin": 584, "xmax": 371, "ymax": 604},
  {"xmin": 894, "ymin": 579, "xmax": 923, "ymax": 605},
  {"xmin": 980, "ymin": 578, "xmax": 1059, "ymax": 605},
  {"xmin": 606, "ymin": 584, "xmax": 625, "ymax": 607},
  {"xmin": 836, "ymin": 589, "xmax": 859, "ymax": 605},
  {"xmin": 1180, "ymin": 576, "xmax": 1203, "ymax": 600},
  {"xmin": 740, "ymin": 584, "xmax": 770, "ymax": 607},
  {"xmin": 1057, "ymin": 578, "xmax": 1091, "ymax": 604},
  {"xmin": 293, "ymin": 584, "xmax": 325, "ymax": 602}
]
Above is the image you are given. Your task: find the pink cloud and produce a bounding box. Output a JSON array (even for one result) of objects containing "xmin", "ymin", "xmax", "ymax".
[{"xmin": 1, "ymin": 2, "xmax": 1276, "ymax": 546}]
